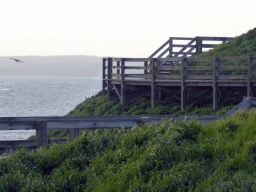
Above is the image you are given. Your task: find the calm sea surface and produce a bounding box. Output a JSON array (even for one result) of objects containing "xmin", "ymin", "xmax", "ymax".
[{"xmin": 0, "ymin": 76, "xmax": 101, "ymax": 140}]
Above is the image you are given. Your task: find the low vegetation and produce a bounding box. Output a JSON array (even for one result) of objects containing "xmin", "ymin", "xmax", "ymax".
[{"xmin": 2, "ymin": 109, "xmax": 256, "ymax": 191}]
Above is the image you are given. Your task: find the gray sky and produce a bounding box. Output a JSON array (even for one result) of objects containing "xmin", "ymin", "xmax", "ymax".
[{"xmin": 1, "ymin": 0, "xmax": 256, "ymax": 57}]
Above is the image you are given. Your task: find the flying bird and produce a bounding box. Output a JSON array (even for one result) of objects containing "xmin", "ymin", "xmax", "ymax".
[{"xmin": 10, "ymin": 58, "xmax": 24, "ymax": 63}]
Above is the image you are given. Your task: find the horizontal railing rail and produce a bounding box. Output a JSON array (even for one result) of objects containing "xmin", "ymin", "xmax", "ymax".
[
  {"xmin": 149, "ymin": 36, "xmax": 235, "ymax": 60},
  {"xmin": 0, "ymin": 115, "xmax": 224, "ymax": 154},
  {"xmin": 103, "ymin": 56, "xmax": 256, "ymax": 82}
]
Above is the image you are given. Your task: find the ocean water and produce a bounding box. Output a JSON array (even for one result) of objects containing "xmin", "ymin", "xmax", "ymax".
[{"xmin": 0, "ymin": 76, "xmax": 102, "ymax": 140}]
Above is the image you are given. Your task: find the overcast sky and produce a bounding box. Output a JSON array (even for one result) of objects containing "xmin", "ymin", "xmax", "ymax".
[{"xmin": 1, "ymin": 0, "xmax": 256, "ymax": 58}]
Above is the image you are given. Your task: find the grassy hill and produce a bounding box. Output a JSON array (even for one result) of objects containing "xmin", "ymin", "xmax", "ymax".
[
  {"xmin": 2, "ymin": 109, "xmax": 256, "ymax": 191},
  {"xmin": 1, "ymin": 28, "xmax": 256, "ymax": 191}
]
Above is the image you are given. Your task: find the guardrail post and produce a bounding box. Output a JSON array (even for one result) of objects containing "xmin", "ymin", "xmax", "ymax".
[
  {"xmin": 139, "ymin": 117, "xmax": 151, "ymax": 125},
  {"xmin": 121, "ymin": 58, "xmax": 126, "ymax": 105},
  {"xmin": 248, "ymin": 56, "xmax": 253, "ymax": 97},
  {"xmin": 213, "ymin": 57, "xmax": 219, "ymax": 110},
  {"xmin": 181, "ymin": 58, "xmax": 187, "ymax": 111},
  {"xmin": 151, "ymin": 58, "xmax": 156, "ymax": 108},
  {"xmin": 102, "ymin": 58, "xmax": 106, "ymax": 96},
  {"xmin": 70, "ymin": 129, "xmax": 79, "ymax": 139},
  {"xmin": 107, "ymin": 57, "xmax": 112, "ymax": 102},
  {"xmin": 36, "ymin": 121, "xmax": 47, "ymax": 148}
]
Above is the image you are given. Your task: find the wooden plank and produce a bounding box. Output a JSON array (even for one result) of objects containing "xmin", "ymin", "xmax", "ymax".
[
  {"xmin": 36, "ymin": 121, "xmax": 47, "ymax": 147},
  {"xmin": 125, "ymin": 66, "xmax": 149, "ymax": 69},
  {"xmin": 171, "ymin": 44, "xmax": 196, "ymax": 48},
  {"xmin": 199, "ymin": 44, "xmax": 217, "ymax": 48},
  {"xmin": 111, "ymin": 58, "xmax": 122, "ymax": 61},
  {"xmin": 112, "ymin": 66, "xmax": 121, "ymax": 69},
  {"xmin": 248, "ymin": 56, "xmax": 253, "ymax": 97},
  {"xmin": 107, "ymin": 58, "xmax": 112, "ymax": 102},
  {"xmin": 198, "ymin": 37, "xmax": 234, "ymax": 41},
  {"xmin": 113, "ymin": 84, "xmax": 121, "ymax": 101},
  {"xmin": 218, "ymin": 66, "xmax": 247, "ymax": 70},
  {"xmin": 187, "ymin": 66, "xmax": 212, "ymax": 70},
  {"xmin": 125, "ymin": 58, "xmax": 152, "ymax": 62},
  {"xmin": 156, "ymin": 74, "xmax": 181, "ymax": 79},
  {"xmin": 219, "ymin": 56, "xmax": 248, "ymax": 60},
  {"xmin": 186, "ymin": 75, "xmax": 213, "ymax": 80},
  {"xmin": 125, "ymin": 74, "xmax": 151, "ymax": 78},
  {"xmin": 171, "ymin": 37, "xmax": 195, "ymax": 40},
  {"xmin": 112, "ymin": 74, "xmax": 121, "ymax": 77},
  {"xmin": 218, "ymin": 75, "xmax": 247, "ymax": 80},
  {"xmin": 69, "ymin": 129, "xmax": 79, "ymax": 139},
  {"xmin": 213, "ymin": 57, "xmax": 219, "ymax": 111},
  {"xmin": 102, "ymin": 58, "xmax": 106, "ymax": 96},
  {"xmin": 187, "ymin": 57, "xmax": 213, "ymax": 62},
  {"xmin": 158, "ymin": 66, "xmax": 180, "ymax": 70},
  {"xmin": 156, "ymin": 57, "xmax": 182, "ymax": 62},
  {"xmin": 0, "ymin": 121, "xmax": 35, "ymax": 130},
  {"xmin": 121, "ymin": 59, "xmax": 125, "ymax": 105},
  {"xmin": 151, "ymin": 59, "xmax": 156, "ymax": 108}
]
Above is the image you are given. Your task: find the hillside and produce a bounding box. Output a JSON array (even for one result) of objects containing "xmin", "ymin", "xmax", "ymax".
[{"xmin": 2, "ymin": 109, "xmax": 256, "ymax": 191}]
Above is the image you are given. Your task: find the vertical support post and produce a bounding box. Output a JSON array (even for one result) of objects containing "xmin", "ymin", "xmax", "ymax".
[
  {"xmin": 213, "ymin": 57, "xmax": 219, "ymax": 110},
  {"xmin": 151, "ymin": 58, "xmax": 156, "ymax": 108},
  {"xmin": 196, "ymin": 37, "xmax": 202, "ymax": 55},
  {"xmin": 247, "ymin": 56, "xmax": 253, "ymax": 97},
  {"xmin": 222, "ymin": 38, "xmax": 226, "ymax": 44},
  {"xmin": 117, "ymin": 61, "xmax": 120, "ymax": 80},
  {"xmin": 181, "ymin": 58, "xmax": 187, "ymax": 111},
  {"xmin": 144, "ymin": 61, "xmax": 148, "ymax": 75},
  {"xmin": 121, "ymin": 59, "xmax": 126, "ymax": 105},
  {"xmin": 36, "ymin": 121, "xmax": 47, "ymax": 148},
  {"xmin": 107, "ymin": 57, "xmax": 112, "ymax": 102},
  {"xmin": 102, "ymin": 58, "xmax": 106, "ymax": 96},
  {"xmin": 169, "ymin": 38, "xmax": 173, "ymax": 66},
  {"xmin": 70, "ymin": 129, "xmax": 79, "ymax": 139},
  {"xmin": 158, "ymin": 90, "xmax": 162, "ymax": 101}
]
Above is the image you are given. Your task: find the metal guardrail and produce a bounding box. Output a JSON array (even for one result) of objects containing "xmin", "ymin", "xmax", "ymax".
[{"xmin": 0, "ymin": 115, "xmax": 224, "ymax": 154}]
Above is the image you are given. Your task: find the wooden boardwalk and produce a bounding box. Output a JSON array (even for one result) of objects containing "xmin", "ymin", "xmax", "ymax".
[{"xmin": 102, "ymin": 56, "xmax": 256, "ymax": 110}]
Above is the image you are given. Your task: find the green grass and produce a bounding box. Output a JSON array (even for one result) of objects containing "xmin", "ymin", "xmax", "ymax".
[{"xmin": 2, "ymin": 109, "xmax": 256, "ymax": 191}]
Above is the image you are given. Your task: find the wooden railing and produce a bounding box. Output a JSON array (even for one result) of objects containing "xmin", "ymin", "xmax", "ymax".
[
  {"xmin": 149, "ymin": 36, "xmax": 234, "ymax": 59},
  {"xmin": 103, "ymin": 56, "xmax": 256, "ymax": 110},
  {"xmin": 103, "ymin": 56, "xmax": 256, "ymax": 82},
  {"xmin": 0, "ymin": 115, "xmax": 224, "ymax": 154}
]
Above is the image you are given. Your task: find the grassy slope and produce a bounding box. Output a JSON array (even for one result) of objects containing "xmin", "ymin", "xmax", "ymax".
[{"xmin": 2, "ymin": 109, "xmax": 256, "ymax": 191}]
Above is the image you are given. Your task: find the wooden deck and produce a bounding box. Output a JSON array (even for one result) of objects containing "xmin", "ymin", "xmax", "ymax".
[{"xmin": 102, "ymin": 56, "xmax": 256, "ymax": 111}]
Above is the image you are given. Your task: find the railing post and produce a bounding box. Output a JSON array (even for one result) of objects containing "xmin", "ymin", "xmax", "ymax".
[
  {"xmin": 102, "ymin": 58, "xmax": 106, "ymax": 96},
  {"xmin": 69, "ymin": 129, "xmax": 79, "ymax": 139},
  {"xmin": 181, "ymin": 58, "xmax": 187, "ymax": 111},
  {"xmin": 107, "ymin": 57, "xmax": 112, "ymax": 102},
  {"xmin": 248, "ymin": 56, "xmax": 253, "ymax": 97},
  {"xmin": 213, "ymin": 57, "xmax": 219, "ymax": 110},
  {"xmin": 121, "ymin": 58, "xmax": 126, "ymax": 105},
  {"xmin": 151, "ymin": 58, "xmax": 156, "ymax": 108},
  {"xmin": 144, "ymin": 61, "xmax": 148, "ymax": 75},
  {"xmin": 195, "ymin": 37, "xmax": 202, "ymax": 55},
  {"xmin": 117, "ymin": 61, "xmax": 120, "ymax": 79},
  {"xmin": 36, "ymin": 121, "xmax": 47, "ymax": 148}
]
